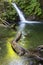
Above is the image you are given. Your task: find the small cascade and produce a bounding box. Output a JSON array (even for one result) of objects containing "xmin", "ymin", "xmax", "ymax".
[
  {"xmin": 21, "ymin": 20, "xmax": 41, "ymax": 24},
  {"xmin": 12, "ymin": 3, "xmax": 26, "ymax": 21},
  {"xmin": 12, "ymin": 3, "xmax": 41, "ymax": 24},
  {"xmin": 12, "ymin": 3, "xmax": 42, "ymax": 32}
]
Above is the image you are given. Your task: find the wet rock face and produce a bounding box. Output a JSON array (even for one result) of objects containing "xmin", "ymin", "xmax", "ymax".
[
  {"xmin": 27, "ymin": 15, "xmax": 36, "ymax": 21},
  {"xmin": 39, "ymin": 0, "xmax": 43, "ymax": 9},
  {"xmin": 37, "ymin": 45, "xmax": 43, "ymax": 58}
]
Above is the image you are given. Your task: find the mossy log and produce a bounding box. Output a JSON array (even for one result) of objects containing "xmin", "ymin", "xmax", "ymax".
[{"xmin": 11, "ymin": 31, "xmax": 43, "ymax": 61}]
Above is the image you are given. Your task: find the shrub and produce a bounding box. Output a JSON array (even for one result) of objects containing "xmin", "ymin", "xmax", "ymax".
[{"xmin": 0, "ymin": 0, "xmax": 42, "ymax": 23}]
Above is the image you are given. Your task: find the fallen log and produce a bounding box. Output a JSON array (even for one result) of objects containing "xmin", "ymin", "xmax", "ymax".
[
  {"xmin": 0, "ymin": 18, "xmax": 11, "ymax": 28},
  {"xmin": 11, "ymin": 31, "xmax": 28, "ymax": 56},
  {"xmin": 14, "ymin": 31, "xmax": 22, "ymax": 42},
  {"xmin": 11, "ymin": 31, "xmax": 43, "ymax": 62}
]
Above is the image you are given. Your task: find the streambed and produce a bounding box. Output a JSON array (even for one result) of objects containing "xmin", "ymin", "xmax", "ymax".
[{"xmin": 0, "ymin": 23, "xmax": 43, "ymax": 65}]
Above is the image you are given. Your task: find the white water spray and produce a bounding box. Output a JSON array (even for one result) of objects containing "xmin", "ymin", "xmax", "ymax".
[
  {"xmin": 12, "ymin": 3, "xmax": 43, "ymax": 32},
  {"xmin": 18, "ymin": 23, "xmax": 25, "ymax": 32},
  {"xmin": 12, "ymin": 3, "xmax": 26, "ymax": 21},
  {"xmin": 12, "ymin": 3, "xmax": 41, "ymax": 24}
]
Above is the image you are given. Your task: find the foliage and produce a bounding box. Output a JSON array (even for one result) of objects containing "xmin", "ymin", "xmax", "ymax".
[
  {"xmin": 14, "ymin": 0, "xmax": 42, "ymax": 16},
  {"xmin": 0, "ymin": 0, "xmax": 42, "ymax": 23},
  {"xmin": 0, "ymin": 2, "xmax": 17, "ymax": 23}
]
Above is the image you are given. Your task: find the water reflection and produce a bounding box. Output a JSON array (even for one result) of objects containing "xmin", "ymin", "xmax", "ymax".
[
  {"xmin": 19, "ymin": 23, "xmax": 43, "ymax": 49},
  {"xmin": 0, "ymin": 23, "xmax": 43, "ymax": 65},
  {"xmin": 18, "ymin": 22, "xmax": 26, "ymax": 32},
  {"xmin": 9, "ymin": 57, "xmax": 34, "ymax": 65}
]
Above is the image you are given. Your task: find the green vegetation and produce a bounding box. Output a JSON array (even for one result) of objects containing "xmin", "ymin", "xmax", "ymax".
[
  {"xmin": 15, "ymin": 0, "xmax": 42, "ymax": 16},
  {"xmin": 0, "ymin": 1, "xmax": 43, "ymax": 65},
  {"xmin": 0, "ymin": 26, "xmax": 16, "ymax": 38},
  {"xmin": 0, "ymin": 0, "xmax": 43, "ymax": 24},
  {"xmin": 0, "ymin": 2, "xmax": 17, "ymax": 23}
]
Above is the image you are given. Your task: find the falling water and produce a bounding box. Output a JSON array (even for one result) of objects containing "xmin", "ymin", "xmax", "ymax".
[
  {"xmin": 12, "ymin": 3, "xmax": 42, "ymax": 24},
  {"xmin": 18, "ymin": 23, "xmax": 25, "ymax": 32},
  {"xmin": 12, "ymin": 2, "xmax": 42, "ymax": 33},
  {"xmin": 12, "ymin": 3, "xmax": 26, "ymax": 21},
  {"xmin": 12, "ymin": 3, "xmax": 26, "ymax": 31}
]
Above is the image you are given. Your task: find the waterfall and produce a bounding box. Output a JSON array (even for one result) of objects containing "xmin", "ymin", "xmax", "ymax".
[
  {"xmin": 12, "ymin": 3, "xmax": 41, "ymax": 24},
  {"xmin": 12, "ymin": 3, "xmax": 26, "ymax": 21}
]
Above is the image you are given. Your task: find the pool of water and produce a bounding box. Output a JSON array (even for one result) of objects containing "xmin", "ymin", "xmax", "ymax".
[
  {"xmin": 0, "ymin": 23, "xmax": 43, "ymax": 65},
  {"xmin": 19, "ymin": 23, "xmax": 43, "ymax": 49}
]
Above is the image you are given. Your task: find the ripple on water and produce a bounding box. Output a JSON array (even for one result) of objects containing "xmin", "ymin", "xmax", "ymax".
[{"xmin": 9, "ymin": 57, "xmax": 32, "ymax": 65}]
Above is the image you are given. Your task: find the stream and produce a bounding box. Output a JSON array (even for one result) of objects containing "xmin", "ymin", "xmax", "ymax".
[{"xmin": 0, "ymin": 23, "xmax": 43, "ymax": 65}]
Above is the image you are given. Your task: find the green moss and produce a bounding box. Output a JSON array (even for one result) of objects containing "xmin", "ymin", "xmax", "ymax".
[{"xmin": 0, "ymin": 26, "xmax": 16, "ymax": 38}]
